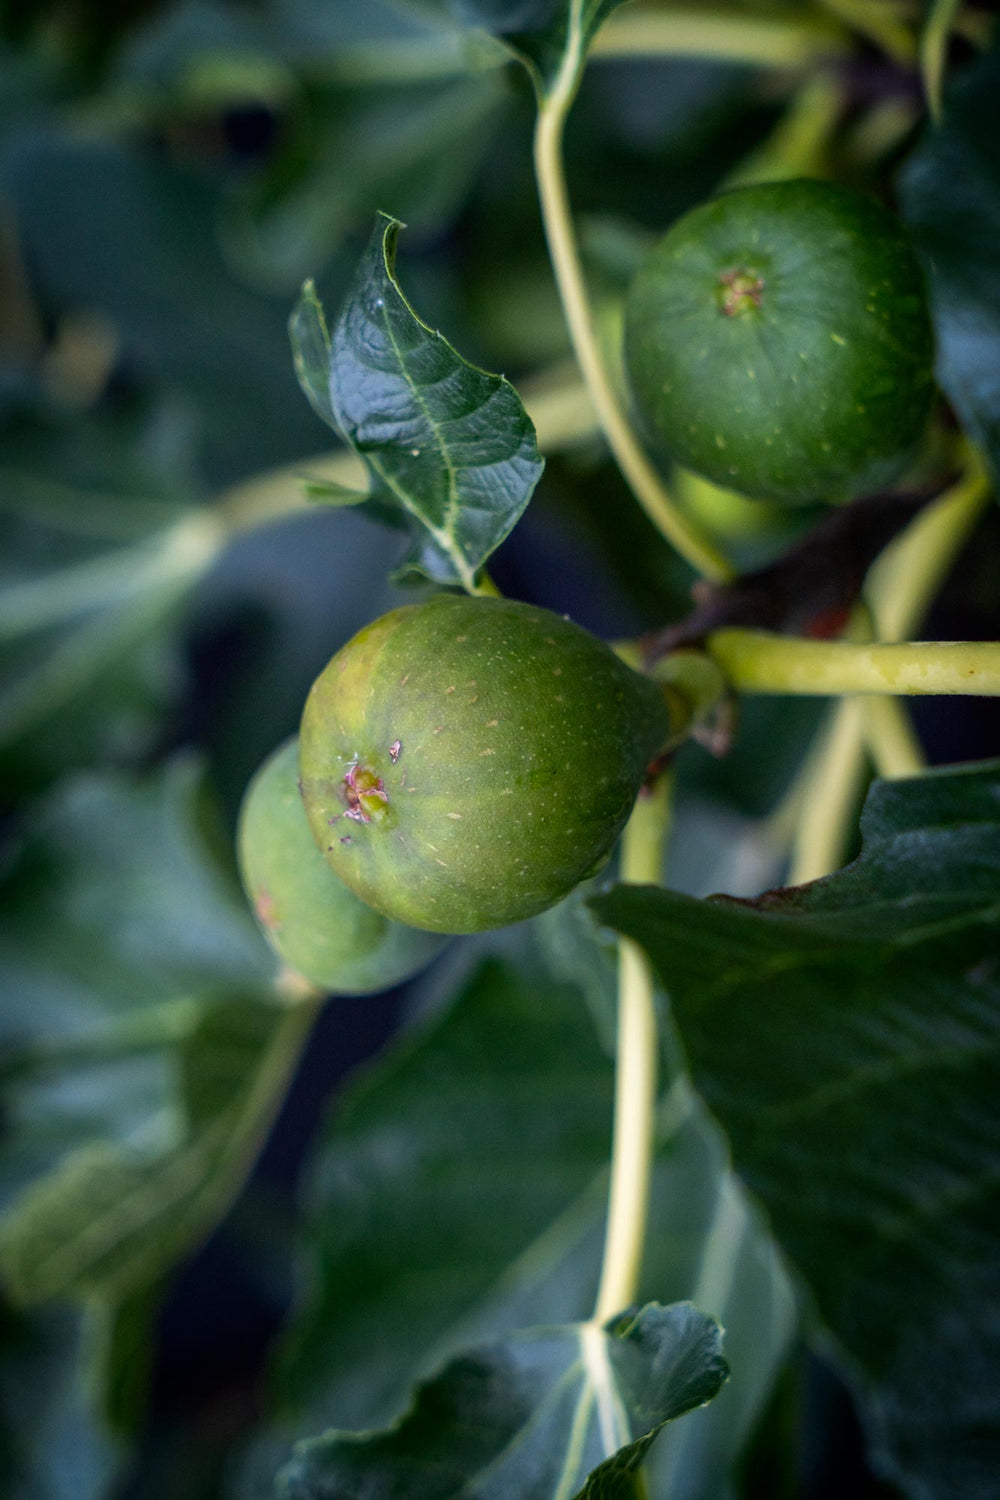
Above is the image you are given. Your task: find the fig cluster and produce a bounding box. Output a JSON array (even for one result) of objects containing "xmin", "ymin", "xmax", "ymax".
[
  {"xmin": 238, "ymin": 738, "xmax": 446, "ymax": 993},
  {"xmin": 237, "ymin": 594, "xmax": 670, "ymax": 988}
]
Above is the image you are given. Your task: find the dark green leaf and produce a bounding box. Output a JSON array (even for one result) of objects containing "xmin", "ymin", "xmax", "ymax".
[
  {"xmin": 591, "ymin": 759, "xmax": 1000, "ymax": 1500},
  {"xmin": 900, "ymin": 39, "xmax": 1000, "ymax": 482},
  {"xmin": 92, "ymin": 1282, "xmax": 164, "ymax": 1437},
  {"xmin": 0, "ymin": 401, "xmax": 207, "ymax": 792},
  {"xmin": 0, "ymin": 1305, "xmax": 121, "ymax": 1500},
  {"xmin": 243, "ymin": 949, "xmax": 793, "ymax": 1500},
  {"xmin": 455, "ymin": 0, "xmax": 628, "ymax": 96},
  {"xmin": 0, "ymin": 134, "xmax": 324, "ymax": 485},
  {"xmin": 224, "ymin": 75, "xmax": 507, "ymax": 292},
  {"xmin": 289, "ymin": 281, "xmax": 336, "ymax": 432},
  {"xmin": 319, "ymin": 215, "xmax": 544, "ymax": 589},
  {"xmin": 0, "ymin": 760, "xmax": 269, "ymax": 1057},
  {"xmin": 0, "ymin": 997, "xmax": 300, "ymax": 1305},
  {"xmin": 278, "ymin": 1302, "xmax": 726, "ymax": 1500},
  {"xmin": 0, "ymin": 763, "xmax": 301, "ymax": 1305}
]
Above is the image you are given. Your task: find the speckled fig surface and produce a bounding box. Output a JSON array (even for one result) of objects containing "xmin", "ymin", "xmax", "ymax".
[
  {"xmin": 237, "ymin": 738, "xmax": 445, "ymax": 992},
  {"xmin": 624, "ymin": 178, "xmax": 936, "ymax": 504},
  {"xmin": 298, "ymin": 595, "xmax": 670, "ymax": 934}
]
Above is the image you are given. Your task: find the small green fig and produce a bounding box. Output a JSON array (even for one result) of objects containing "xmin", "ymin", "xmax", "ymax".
[
  {"xmin": 624, "ymin": 178, "xmax": 936, "ymax": 504},
  {"xmin": 237, "ymin": 739, "xmax": 446, "ymax": 992},
  {"xmin": 298, "ymin": 594, "xmax": 670, "ymax": 934}
]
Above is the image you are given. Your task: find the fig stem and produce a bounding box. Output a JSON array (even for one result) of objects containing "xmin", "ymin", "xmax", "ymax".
[
  {"xmin": 592, "ymin": 769, "xmax": 674, "ymax": 1325},
  {"xmin": 783, "ymin": 452, "xmax": 990, "ymax": 883},
  {"xmin": 532, "ymin": 10, "xmax": 733, "ymax": 583},
  {"xmin": 592, "ymin": 8, "xmax": 849, "ymax": 69},
  {"xmin": 861, "ymin": 696, "xmax": 926, "ymax": 781},
  {"xmin": 921, "ymin": 0, "xmax": 964, "ymax": 123},
  {"xmin": 707, "ymin": 632, "xmax": 1000, "ymax": 698},
  {"xmin": 787, "ymin": 697, "xmax": 870, "ymax": 886},
  {"xmin": 817, "ymin": 0, "xmax": 915, "ymax": 66},
  {"xmin": 866, "ymin": 455, "xmax": 992, "ymax": 643}
]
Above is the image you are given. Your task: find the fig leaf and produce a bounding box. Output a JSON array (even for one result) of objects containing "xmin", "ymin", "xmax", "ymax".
[
  {"xmin": 290, "ymin": 217, "xmax": 544, "ymax": 591},
  {"xmin": 592, "ymin": 759, "xmax": 1000, "ymax": 1500},
  {"xmin": 279, "ymin": 1301, "xmax": 727, "ymax": 1500}
]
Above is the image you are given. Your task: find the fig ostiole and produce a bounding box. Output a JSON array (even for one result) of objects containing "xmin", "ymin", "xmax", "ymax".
[
  {"xmin": 237, "ymin": 738, "xmax": 446, "ymax": 993},
  {"xmin": 298, "ymin": 594, "xmax": 671, "ymax": 934},
  {"xmin": 624, "ymin": 177, "xmax": 936, "ymax": 505}
]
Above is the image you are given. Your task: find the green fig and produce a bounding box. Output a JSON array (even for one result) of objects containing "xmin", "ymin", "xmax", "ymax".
[
  {"xmin": 624, "ymin": 178, "xmax": 936, "ymax": 504},
  {"xmin": 237, "ymin": 739, "xmax": 446, "ymax": 992},
  {"xmin": 298, "ymin": 594, "xmax": 670, "ymax": 934}
]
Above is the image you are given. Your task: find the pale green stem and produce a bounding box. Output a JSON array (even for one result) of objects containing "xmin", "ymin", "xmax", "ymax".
[
  {"xmin": 818, "ymin": 0, "xmax": 916, "ymax": 62},
  {"xmin": 724, "ymin": 74, "xmax": 844, "ymax": 188},
  {"xmin": 532, "ymin": 19, "xmax": 732, "ymax": 582},
  {"xmin": 707, "ymin": 631, "xmax": 1000, "ymax": 697},
  {"xmin": 861, "ymin": 696, "xmax": 926, "ymax": 779},
  {"xmin": 921, "ymin": 0, "xmax": 965, "ymax": 120},
  {"xmin": 866, "ymin": 459, "xmax": 992, "ymax": 641},
  {"xmin": 787, "ymin": 699, "xmax": 869, "ymax": 885},
  {"xmin": 470, "ymin": 570, "xmax": 502, "ymax": 598},
  {"xmin": 778, "ymin": 456, "xmax": 990, "ymax": 882},
  {"xmin": 593, "ymin": 771, "xmax": 674, "ymax": 1324},
  {"xmin": 0, "ymin": 511, "xmax": 222, "ymax": 641},
  {"xmin": 591, "ymin": 8, "xmax": 849, "ymax": 67}
]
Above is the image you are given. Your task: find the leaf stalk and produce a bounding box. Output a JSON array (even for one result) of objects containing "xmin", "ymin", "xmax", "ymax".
[
  {"xmin": 593, "ymin": 771, "xmax": 674, "ymax": 1324},
  {"xmin": 532, "ymin": 13, "xmax": 732, "ymax": 582}
]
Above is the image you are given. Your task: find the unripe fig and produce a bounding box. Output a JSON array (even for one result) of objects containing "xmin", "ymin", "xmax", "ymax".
[
  {"xmin": 298, "ymin": 595, "xmax": 670, "ymax": 934},
  {"xmin": 624, "ymin": 178, "xmax": 936, "ymax": 504},
  {"xmin": 237, "ymin": 739, "xmax": 446, "ymax": 992}
]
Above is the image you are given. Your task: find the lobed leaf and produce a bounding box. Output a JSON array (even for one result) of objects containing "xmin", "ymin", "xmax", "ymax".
[
  {"xmin": 292, "ymin": 215, "xmax": 544, "ymax": 591},
  {"xmin": 0, "ymin": 999, "xmax": 288, "ymax": 1306},
  {"xmin": 592, "ymin": 759, "xmax": 1000, "ymax": 1500},
  {"xmin": 0, "ymin": 765, "xmax": 292, "ymax": 1307},
  {"xmin": 278, "ymin": 1302, "xmax": 726, "ymax": 1500},
  {"xmin": 240, "ymin": 949, "xmax": 793, "ymax": 1500}
]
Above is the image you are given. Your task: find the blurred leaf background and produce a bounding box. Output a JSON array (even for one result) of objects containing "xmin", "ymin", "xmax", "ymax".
[{"xmin": 1, "ymin": 2, "xmax": 999, "ymax": 1497}]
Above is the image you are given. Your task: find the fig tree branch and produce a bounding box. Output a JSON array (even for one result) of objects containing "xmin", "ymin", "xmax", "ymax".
[{"xmin": 708, "ymin": 631, "xmax": 1000, "ymax": 697}]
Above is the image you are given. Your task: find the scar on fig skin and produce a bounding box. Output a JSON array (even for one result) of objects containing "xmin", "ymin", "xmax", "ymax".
[
  {"xmin": 389, "ymin": 740, "xmax": 401, "ymax": 763},
  {"xmin": 341, "ymin": 760, "xmax": 389, "ymax": 823}
]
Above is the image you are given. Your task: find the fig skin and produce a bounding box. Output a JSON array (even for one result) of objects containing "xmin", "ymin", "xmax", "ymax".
[
  {"xmin": 624, "ymin": 178, "xmax": 936, "ymax": 505},
  {"xmin": 298, "ymin": 595, "xmax": 670, "ymax": 934},
  {"xmin": 237, "ymin": 739, "xmax": 446, "ymax": 992}
]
